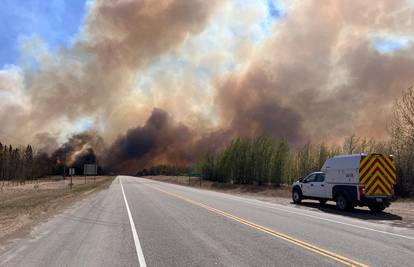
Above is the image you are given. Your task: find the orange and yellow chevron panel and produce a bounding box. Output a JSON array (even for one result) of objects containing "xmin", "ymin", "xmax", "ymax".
[{"xmin": 359, "ymin": 154, "xmax": 396, "ymax": 196}]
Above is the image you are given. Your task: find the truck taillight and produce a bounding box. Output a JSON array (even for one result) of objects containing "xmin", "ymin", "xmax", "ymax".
[{"xmin": 359, "ymin": 185, "xmax": 365, "ymax": 197}]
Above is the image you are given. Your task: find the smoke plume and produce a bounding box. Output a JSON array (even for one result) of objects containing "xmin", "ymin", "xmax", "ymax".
[
  {"xmin": 1, "ymin": 0, "xmax": 413, "ymax": 173},
  {"xmin": 105, "ymin": 108, "xmax": 193, "ymax": 173},
  {"xmin": 51, "ymin": 132, "xmax": 105, "ymax": 166}
]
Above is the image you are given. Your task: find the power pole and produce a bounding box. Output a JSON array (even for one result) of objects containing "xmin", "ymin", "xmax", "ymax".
[{"xmin": 63, "ymin": 150, "xmax": 66, "ymax": 180}]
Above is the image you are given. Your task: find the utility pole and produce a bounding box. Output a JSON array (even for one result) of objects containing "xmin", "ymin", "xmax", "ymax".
[
  {"xmin": 70, "ymin": 169, "xmax": 73, "ymax": 189},
  {"xmin": 63, "ymin": 150, "xmax": 66, "ymax": 180}
]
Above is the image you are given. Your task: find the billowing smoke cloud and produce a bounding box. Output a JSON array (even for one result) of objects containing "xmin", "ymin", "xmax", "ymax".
[
  {"xmin": 1, "ymin": 0, "xmax": 414, "ymax": 174},
  {"xmin": 105, "ymin": 108, "xmax": 193, "ymax": 173},
  {"xmin": 216, "ymin": 0, "xmax": 414, "ymax": 142},
  {"xmin": 217, "ymin": 69, "xmax": 303, "ymax": 143},
  {"xmin": 0, "ymin": 0, "xmax": 221, "ymax": 143},
  {"xmin": 51, "ymin": 132, "xmax": 105, "ymax": 166}
]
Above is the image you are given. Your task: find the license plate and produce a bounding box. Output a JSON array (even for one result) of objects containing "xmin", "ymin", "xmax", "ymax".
[{"xmin": 376, "ymin": 198, "xmax": 383, "ymax": 202}]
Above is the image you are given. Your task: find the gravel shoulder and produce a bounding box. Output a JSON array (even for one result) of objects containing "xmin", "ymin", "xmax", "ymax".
[{"xmin": 144, "ymin": 175, "xmax": 414, "ymax": 229}]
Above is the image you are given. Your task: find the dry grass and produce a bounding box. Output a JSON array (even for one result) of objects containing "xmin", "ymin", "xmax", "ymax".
[
  {"xmin": 145, "ymin": 175, "xmax": 291, "ymax": 199},
  {"xmin": 0, "ymin": 176, "xmax": 115, "ymax": 243}
]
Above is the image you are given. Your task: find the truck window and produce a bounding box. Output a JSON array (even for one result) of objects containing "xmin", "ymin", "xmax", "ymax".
[
  {"xmin": 315, "ymin": 173, "xmax": 325, "ymax": 182},
  {"xmin": 303, "ymin": 174, "xmax": 316, "ymax": 183}
]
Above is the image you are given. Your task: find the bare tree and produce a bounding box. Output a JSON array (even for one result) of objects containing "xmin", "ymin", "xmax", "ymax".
[
  {"xmin": 391, "ymin": 86, "xmax": 414, "ymax": 196},
  {"xmin": 343, "ymin": 134, "xmax": 360, "ymax": 154}
]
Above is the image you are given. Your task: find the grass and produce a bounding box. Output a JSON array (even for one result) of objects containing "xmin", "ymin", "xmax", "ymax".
[
  {"xmin": 0, "ymin": 176, "xmax": 115, "ymax": 242},
  {"xmin": 144, "ymin": 175, "xmax": 292, "ymax": 198},
  {"xmin": 0, "ymin": 177, "xmax": 114, "ymax": 210}
]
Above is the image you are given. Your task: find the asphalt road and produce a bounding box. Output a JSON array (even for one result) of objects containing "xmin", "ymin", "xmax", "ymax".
[{"xmin": 1, "ymin": 176, "xmax": 413, "ymax": 267}]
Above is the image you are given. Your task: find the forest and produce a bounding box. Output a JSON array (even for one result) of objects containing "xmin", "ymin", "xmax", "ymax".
[
  {"xmin": 197, "ymin": 87, "xmax": 414, "ymax": 197},
  {"xmin": 0, "ymin": 144, "xmax": 53, "ymax": 183}
]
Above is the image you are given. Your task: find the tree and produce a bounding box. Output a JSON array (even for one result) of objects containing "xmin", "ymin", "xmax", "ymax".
[
  {"xmin": 343, "ymin": 134, "xmax": 360, "ymax": 154},
  {"xmin": 317, "ymin": 143, "xmax": 329, "ymax": 169},
  {"xmin": 391, "ymin": 86, "xmax": 414, "ymax": 196},
  {"xmin": 24, "ymin": 145, "xmax": 34, "ymax": 180},
  {"xmin": 271, "ymin": 140, "xmax": 289, "ymax": 185}
]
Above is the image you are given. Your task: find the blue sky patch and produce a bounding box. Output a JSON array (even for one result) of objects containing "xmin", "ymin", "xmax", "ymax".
[
  {"xmin": 261, "ymin": 0, "xmax": 284, "ymax": 36},
  {"xmin": 0, "ymin": 0, "xmax": 88, "ymax": 67},
  {"xmin": 372, "ymin": 37, "xmax": 410, "ymax": 54},
  {"xmin": 267, "ymin": 0, "xmax": 282, "ymax": 18}
]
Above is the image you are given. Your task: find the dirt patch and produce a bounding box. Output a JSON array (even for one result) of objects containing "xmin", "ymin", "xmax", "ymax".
[
  {"xmin": 0, "ymin": 176, "xmax": 115, "ymax": 244},
  {"xmin": 385, "ymin": 200, "xmax": 414, "ymax": 228},
  {"xmin": 144, "ymin": 175, "xmax": 414, "ymax": 229}
]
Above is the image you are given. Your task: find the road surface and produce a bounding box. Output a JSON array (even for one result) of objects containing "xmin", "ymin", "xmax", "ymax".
[{"xmin": 1, "ymin": 176, "xmax": 413, "ymax": 266}]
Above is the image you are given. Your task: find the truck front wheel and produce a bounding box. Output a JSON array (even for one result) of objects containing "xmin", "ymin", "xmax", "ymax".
[
  {"xmin": 292, "ymin": 188, "xmax": 302, "ymax": 204},
  {"xmin": 336, "ymin": 194, "xmax": 349, "ymax": 211}
]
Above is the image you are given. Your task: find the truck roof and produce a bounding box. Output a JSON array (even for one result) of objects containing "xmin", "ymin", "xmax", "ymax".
[
  {"xmin": 321, "ymin": 154, "xmax": 364, "ymax": 171},
  {"xmin": 331, "ymin": 153, "xmax": 366, "ymax": 159}
]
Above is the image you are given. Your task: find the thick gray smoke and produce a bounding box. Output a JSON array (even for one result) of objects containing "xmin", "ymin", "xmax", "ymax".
[
  {"xmin": 1, "ymin": 0, "xmax": 413, "ymax": 174},
  {"xmin": 105, "ymin": 108, "xmax": 194, "ymax": 173},
  {"xmin": 0, "ymin": 0, "xmax": 221, "ymax": 144}
]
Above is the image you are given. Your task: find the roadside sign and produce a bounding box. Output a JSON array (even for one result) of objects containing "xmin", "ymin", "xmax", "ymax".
[
  {"xmin": 84, "ymin": 164, "xmax": 97, "ymax": 176},
  {"xmin": 69, "ymin": 168, "xmax": 75, "ymax": 176}
]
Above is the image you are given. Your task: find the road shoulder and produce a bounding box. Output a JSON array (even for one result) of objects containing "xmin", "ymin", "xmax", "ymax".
[{"xmin": 144, "ymin": 175, "xmax": 414, "ymax": 230}]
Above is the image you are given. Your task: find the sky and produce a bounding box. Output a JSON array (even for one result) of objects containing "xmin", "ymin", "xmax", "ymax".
[
  {"xmin": 0, "ymin": 0, "xmax": 89, "ymax": 68},
  {"xmin": 0, "ymin": 0, "xmax": 408, "ymax": 67},
  {"xmin": 0, "ymin": 0, "xmax": 413, "ymax": 170},
  {"xmin": 0, "ymin": 0, "xmax": 282, "ymax": 67}
]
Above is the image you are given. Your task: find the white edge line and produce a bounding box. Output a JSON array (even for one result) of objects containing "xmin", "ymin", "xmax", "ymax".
[
  {"xmin": 239, "ymin": 198, "xmax": 414, "ymax": 241},
  {"xmin": 120, "ymin": 177, "xmax": 147, "ymax": 267},
  {"xmin": 146, "ymin": 178, "xmax": 414, "ymax": 241}
]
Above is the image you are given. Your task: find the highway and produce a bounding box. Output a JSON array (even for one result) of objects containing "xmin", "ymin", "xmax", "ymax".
[{"xmin": 1, "ymin": 176, "xmax": 413, "ymax": 266}]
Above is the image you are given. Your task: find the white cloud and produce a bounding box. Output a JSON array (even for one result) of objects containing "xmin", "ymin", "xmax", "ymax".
[{"xmin": 0, "ymin": 65, "xmax": 27, "ymax": 105}]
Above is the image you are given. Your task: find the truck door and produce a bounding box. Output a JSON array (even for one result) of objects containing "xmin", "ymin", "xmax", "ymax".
[
  {"xmin": 307, "ymin": 173, "xmax": 327, "ymax": 198},
  {"xmin": 301, "ymin": 173, "xmax": 316, "ymax": 196}
]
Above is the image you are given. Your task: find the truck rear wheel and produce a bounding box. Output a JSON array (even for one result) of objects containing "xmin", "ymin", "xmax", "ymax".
[
  {"xmin": 336, "ymin": 195, "xmax": 349, "ymax": 211},
  {"xmin": 292, "ymin": 188, "xmax": 302, "ymax": 204},
  {"xmin": 368, "ymin": 204, "xmax": 386, "ymax": 213}
]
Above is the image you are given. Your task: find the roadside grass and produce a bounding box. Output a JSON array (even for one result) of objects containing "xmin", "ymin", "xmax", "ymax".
[
  {"xmin": 0, "ymin": 176, "xmax": 115, "ymax": 243},
  {"xmin": 0, "ymin": 177, "xmax": 114, "ymax": 209},
  {"xmin": 143, "ymin": 175, "xmax": 292, "ymax": 198}
]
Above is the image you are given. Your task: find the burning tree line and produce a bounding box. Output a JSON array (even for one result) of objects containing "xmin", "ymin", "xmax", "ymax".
[{"xmin": 0, "ymin": 142, "xmax": 101, "ymax": 183}]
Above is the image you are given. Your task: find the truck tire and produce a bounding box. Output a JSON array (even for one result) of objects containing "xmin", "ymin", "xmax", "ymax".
[
  {"xmin": 292, "ymin": 188, "xmax": 302, "ymax": 204},
  {"xmin": 368, "ymin": 204, "xmax": 386, "ymax": 213},
  {"xmin": 336, "ymin": 194, "xmax": 349, "ymax": 211}
]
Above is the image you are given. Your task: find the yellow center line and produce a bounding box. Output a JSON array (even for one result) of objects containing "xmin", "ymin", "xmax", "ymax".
[{"xmin": 144, "ymin": 183, "xmax": 369, "ymax": 267}]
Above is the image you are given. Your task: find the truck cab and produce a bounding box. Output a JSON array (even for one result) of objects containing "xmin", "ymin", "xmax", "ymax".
[
  {"xmin": 292, "ymin": 154, "xmax": 396, "ymax": 212},
  {"xmin": 292, "ymin": 172, "xmax": 329, "ymax": 204},
  {"xmin": 298, "ymin": 172, "xmax": 327, "ymax": 198}
]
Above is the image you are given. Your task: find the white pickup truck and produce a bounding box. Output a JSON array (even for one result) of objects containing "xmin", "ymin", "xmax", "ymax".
[{"xmin": 292, "ymin": 153, "xmax": 396, "ymax": 212}]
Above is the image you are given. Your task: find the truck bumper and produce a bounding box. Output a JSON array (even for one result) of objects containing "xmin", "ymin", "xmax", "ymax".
[{"xmin": 358, "ymin": 196, "xmax": 393, "ymax": 207}]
